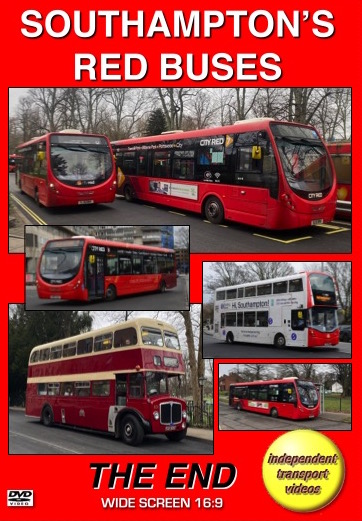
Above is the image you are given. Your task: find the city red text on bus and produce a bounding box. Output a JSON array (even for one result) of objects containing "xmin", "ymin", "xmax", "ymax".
[
  {"xmin": 25, "ymin": 318, "xmax": 188, "ymax": 445},
  {"xmin": 112, "ymin": 119, "xmax": 337, "ymax": 230},
  {"xmin": 229, "ymin": 377, "xmax": 320, "ymax": 420},
  {"xmin": 16, "ymin": 130, "xmax": 116, "ymax": 207},
  {"xmin": 36, "ymin": 236, "xmax": 177, "ymax": 301}
]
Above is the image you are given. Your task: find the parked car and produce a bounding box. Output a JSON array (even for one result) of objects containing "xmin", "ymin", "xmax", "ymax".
[{"xmin": 339, "ymin": 324, "xmax": 351, "ymax": 342}]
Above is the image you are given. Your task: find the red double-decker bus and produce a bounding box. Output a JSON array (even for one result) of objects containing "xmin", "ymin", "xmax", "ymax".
[
  {"xmin": 229, "ymin": 377, "xmax": 320, "ymax": 420},
  {"xmin": 25, "ymin": 318, "xmax": 188, "ymax": 445},
  {"xmin": 16, "ymin": 130, "xmax": 116, "ymax": 207},
  {"xmin": 112, "ymin": 118, "xmax": 337, "ymax": 230},
  {"xmin": 326, "ymin": 142, "xmax": 351, "ymax": 219},
  {"xmin": 8, "ymin": 153, "xmax": 22, "ymax": 173},
  {"xmin": 36, "ymin": 236, "xmax": 177, "ymax": 301}
]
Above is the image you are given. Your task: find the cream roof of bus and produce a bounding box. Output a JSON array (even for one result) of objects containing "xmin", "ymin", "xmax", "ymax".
[{"xmin": 29, "ymin": 317, "xmax": 179, "ymax": 355}]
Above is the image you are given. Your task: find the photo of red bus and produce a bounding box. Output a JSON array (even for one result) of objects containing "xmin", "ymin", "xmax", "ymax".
[
  {"xmin": 25, "ymin": 318, "xmax": 188, "ymax": 445},
  {"xmin": 112, "ymin": 118, "xmax": 337, "ymax": 230},
  {"xmin": 36, "ymin": 236, "xmax": 178, "ymax": 301},
  {"xmin": 15, "ymin": 130, "xmax": 116, "ymax": 207},
  {"xmin": 326, "ymin": 142, "xmax": 351, "ymax": 219},
  {"xmin": 8, "ymin": 153, "xmax": 22, "ymax": 173},
  {"xmin": 229, "ymin": 377, "xmax": 320, "ymax": 420}
]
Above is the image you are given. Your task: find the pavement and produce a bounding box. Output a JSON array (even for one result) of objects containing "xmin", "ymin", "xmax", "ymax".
[{"xmin": 9, "ymin": 197, "xmax": 28, "ymax": 253}]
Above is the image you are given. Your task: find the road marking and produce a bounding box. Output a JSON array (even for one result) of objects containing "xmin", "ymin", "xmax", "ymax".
[
  {"xmin": 10, "ymin": 194, "xmax": 47, "ymax": 225},
  {"xmin": 168, "ymin": 211, "xmax": 186, "ymax": 216},
  {"xmin": 142, "ymin": 204, "xmax": 156, "ymax": 209},
  {"xmin": 253, "ymin": 234, "xmax": 313, "ymax": 243},
  {"xmin": 9, "ymin": 430, "xmax": 82, "ymax": 454},
  {"xmin": 325, "ymin": 228, "xmax": 350, "ymax": 235}
]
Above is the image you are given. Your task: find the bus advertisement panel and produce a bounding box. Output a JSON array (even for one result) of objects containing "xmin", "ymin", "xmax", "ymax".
[
  {"xmin": 36, "ymin": 236, "xmax": 177, "ymax": 302},
  {"xmin": 112, "ymin": 118, "xmax": 337, "ymax": 230},
  {"xmin": 213, "ymin": 271, "xmax": 339, "ymax": 348},
  {"xmin": 16, "ymin": 131, "xmax": 117, "ymax": 207}
]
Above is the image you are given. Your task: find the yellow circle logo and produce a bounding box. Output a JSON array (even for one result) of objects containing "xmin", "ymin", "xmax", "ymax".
[{"xmin": 262, "ymin": 430, "xmax": 344, "ymax": 512}]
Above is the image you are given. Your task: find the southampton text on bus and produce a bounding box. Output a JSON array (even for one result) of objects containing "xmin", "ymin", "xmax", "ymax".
[
  {"xmin": 228, "ymin": 377, "xmax": 320, "ymax": 420},
  {"xmin": 36, "ymin": 236, "xmax": 178, "ymax": 302},
  {"xmin": 15, "ymin": 130, "xmax": 116, "ymax": 207},
  {"xmin": 326, "ymin": 141, "xmax": 351, "ymax": 219},
  {"xmin": 25, "ymin": 318, "xmax": 188, "ymax": 445},
  {"xmin": 112, "ymin": 118, "xmax": 337, "ymax": 230},
  {"xmin": 213, "ymin": 271, "xmax": 339, "ymax": 348}
]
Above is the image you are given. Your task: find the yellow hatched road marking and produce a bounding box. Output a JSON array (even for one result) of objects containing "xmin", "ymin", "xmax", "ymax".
[
  {"xmin": 10, "ymin": 194, "xmax": 47, "ymax": 225},
  {"xmin": 253, "ymin": 234, "xmax": 312, "ymax": 244}
]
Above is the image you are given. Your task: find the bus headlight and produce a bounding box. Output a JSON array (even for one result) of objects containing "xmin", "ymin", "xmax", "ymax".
[
  {"xmin": 182, "ymin": 411, "xmax": 187, "ymax": 419},
  {"xmin": 153, "ymin": 411, "xmax": 160, "ymax": 421}
]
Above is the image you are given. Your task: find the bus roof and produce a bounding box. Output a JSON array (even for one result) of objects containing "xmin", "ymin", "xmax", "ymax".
[
  {"xmin": 16, "ymin": 131, "xmax": 110, "ymax": 149},
  {"xmin": 112, "ymin": 119, "xmax": 317, "ymax": 146},
  {"xmin": 215, "ymin": 270, "xmax": 331, "ymax": 292},
  {"xmin": 28, "ymin": 317, "xmax": 179, "ymax": 355},
  {"xmin": 44, "ymin": 236, "xmax": 175, "ymax": 254}
]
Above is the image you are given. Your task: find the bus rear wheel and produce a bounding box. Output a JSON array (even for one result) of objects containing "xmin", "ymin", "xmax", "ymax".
[
  {"xmin": 274, "ymin": 333, "xmax": 286, "ymax": 348},
  {"xmin": 105, "ymin": 284, "xmax": 117, "ymax": 301},
  {"xmin": 120, "ymin": 414, "xmax": 144, "ymax": 446},
  {"xmin": 270, "ymin": 408, "xmax": 278, "ymax": 418},
  {"xmin": 204, "ymin": 196, "xmax": 224, "ymax": 224},
  {"xmin": 226, "ymin": 332, "xmax": 234, "ymax": 344},
  {"xmin": 41, "ymin": 405, "xmax": 54, "ymax": 427},
  {"xmin": 165, "ymin": 429, "xmax": 187, "ymax": 442}
]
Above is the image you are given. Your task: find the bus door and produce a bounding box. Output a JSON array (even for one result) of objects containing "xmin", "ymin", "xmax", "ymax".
[
  {"xmin": 278, "ymin": 383, "xmax": 298, "ymax": 417},
  {"xmin": 86, "ymin": 251, "xmax": 105, "ymax": 298}
]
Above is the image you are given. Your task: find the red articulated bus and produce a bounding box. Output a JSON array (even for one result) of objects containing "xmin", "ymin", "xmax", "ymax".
[
  {"xmin": 25, "ymin": 318, "xmax": 188, "ymax": 445},
  {"xmin": 326, "ymin": 142, "xmax": 351, "ymax": 219},
  {"xmin": 36, "ymin": 236, "xmax": 177, "ymax": 301},
  {"xmin": 112, "ymin": 118, "xmax": 337, "ymax": 230},
  {"xmin": 16, "ymin": 130, "xmax": 116, "ymax": 207},
  {"xmin": 229, "ymin": 377, "xmax": 320, "ymax": 420}
]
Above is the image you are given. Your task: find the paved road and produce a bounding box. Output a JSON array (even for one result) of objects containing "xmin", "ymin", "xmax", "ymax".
[
  {"xmin": 202, "ymin": 334, "xmax": 351, "ymax": 359},
  {"xmin": 25, "ymin": 275, "xmax": 189, "ymax": 311},
  {"xmin": 9, "ymin": 174, "xmax": 351, "ymax": 254},
  {"xmin": 218, "ymin": 402, "xmax": 351, "ymax": 431},
  {"xmin": 9, "ymin": 409, "xmax": 212, "ymax": 455}
]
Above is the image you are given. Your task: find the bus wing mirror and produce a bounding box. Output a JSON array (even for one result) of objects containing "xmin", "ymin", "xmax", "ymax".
[{"xmin": 252, "ymin": 146, "xmax": 262, "ymax": 160}]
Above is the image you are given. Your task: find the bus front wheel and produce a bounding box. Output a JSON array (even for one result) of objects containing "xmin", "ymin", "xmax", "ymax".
[
  {"xmin": 204, "ymin": 197, "xmax": 224, "ymax": 224},
  {"xmin": 226, "ymin": 332, "xmax": 234, "ymax": 344},
  {"xmin": 159, "ymin": 280, "xmax": 166, "ymax": 293},
  {"xmin": 270, "ymin": 408, "xmax": 278, "ymax": 418},
  {"xmin": 41, "ymin": 405, "xmax": 54, "ymax": 427},
  {"xmin": 274, "ymin": 333, "xmax": 286, "ymax": 348},
  {"xmin": 120, "ymin": 414, "xmax": 144, "ymax": 446},
  {"xmin": 105, "ymin": 284, "xmax": 117, "ymax": 301}
]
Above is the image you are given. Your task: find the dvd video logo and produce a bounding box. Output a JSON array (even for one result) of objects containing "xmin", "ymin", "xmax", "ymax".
[{"xmin": 7, "ymin": 490, "xmax": 34, "ymax": 507}]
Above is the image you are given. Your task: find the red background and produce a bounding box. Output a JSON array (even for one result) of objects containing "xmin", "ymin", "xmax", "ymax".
[{"xmin": 3, "ymin": 0, "xmax": 360, "ymax": 520}]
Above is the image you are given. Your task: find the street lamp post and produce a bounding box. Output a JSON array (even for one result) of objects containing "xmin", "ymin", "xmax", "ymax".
[{"xmin": 198, "ymin": 376, "xmax": 206, "ymax": 426}]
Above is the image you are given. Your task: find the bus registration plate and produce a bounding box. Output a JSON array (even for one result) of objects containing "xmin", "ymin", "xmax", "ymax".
[
  {"xmin": 78, "ymin": 200, "xmax": 94, "ymax": 205},
  {"xmin": 165, "ymin": 426, "xmax": 176, "ymax": 431},
  {"xmin": 311, "ymin": 219, "xmax": 323, "ymax": 225},
  {"xmin": 50, "ymin": 295, "xmax": 61, "ymax": 299}
]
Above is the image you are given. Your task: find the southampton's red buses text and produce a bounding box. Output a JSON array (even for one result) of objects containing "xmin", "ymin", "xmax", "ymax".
[
  {"xmin": 25, "ymin": 318, "xmax": 188, "ymax": 445},
  {"xmin": 112, "ymin": 118, "xmax": 337, "ymax": 230},
  {"xmin": 16, "ymin": 130, "xmax": 116, "ymax": 207},
  {"xmin": 326, "ymin": 142, "xmax": 351, "ymax": 219},
  {"xmin": 36, "ymin": 236, "xmax": 177, "ymax": 301},
  {"xmin": 229, "ymin": 377, "xmax": 320, "ymax": 420},
  {"xmin": 214, "ymin": 271, "xmax": 339, "ymax": 348}
]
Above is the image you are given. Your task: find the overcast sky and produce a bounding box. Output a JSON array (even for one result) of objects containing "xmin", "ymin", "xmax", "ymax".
[{"xmin": 9, "ymin": 88, "xmax": 29, "ymax": 115}]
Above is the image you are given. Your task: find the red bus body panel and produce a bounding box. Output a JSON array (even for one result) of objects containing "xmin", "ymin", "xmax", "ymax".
[
  {"xmin": 326, "ymin": 142, "xmax": 351, "ymax": 219},
  {"xmin": 114, "ymin": 120, "xmax": 337, "ymax": 230}
]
